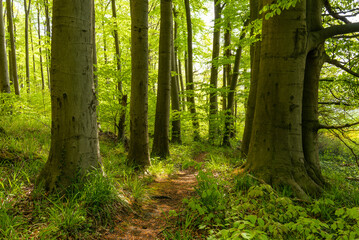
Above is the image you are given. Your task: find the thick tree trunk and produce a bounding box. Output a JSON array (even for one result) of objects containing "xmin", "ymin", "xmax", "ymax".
[
  {"xmin": 128, "ymin": 0, "xmax": 151, "ymax": 168},
  {"xmin": 111, "ymin": 0, "xmax": 127, "ymax": 143},
  {"xmin": 152, "ymin": 0, "xmax": 172, "ymax": 158},
  {"xmin": 0, "ymin": 0, "xmax": 10, "ymax": 93},
  {"xmin": 6, "ymin": 0, "xmax": 19, "ymax": 95},
  {"xmin": 208, "ymin": 0, "xmax": 221, "ymax": 143},
  {"xmin": 184, "ymin": 0, "xmax": 200, "ymax": 140},
  {"xmin": 37, "ymin": 0, "xmax": 101, "ymax": 192},
  {"xmin": 246, "ymin": 1, "xmax": 322, "ymax": 200}
]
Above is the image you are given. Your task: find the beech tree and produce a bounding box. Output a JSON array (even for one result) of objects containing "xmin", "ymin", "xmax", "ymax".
[
  {"xmin": 111, "ymin": 0, "xmax": 127, "ymax": 144},
  {"xmin": 0, "ymin": 0, "xmax": 10, "ymax": 93},
  {"xmin": 208, "ymin": 0, "xmax": 221, "ymax": 143},
  {"xmin": 242, "ymin": 0, "xmax": 359, "ymax": 200},
  {"xmin": 127, "ymin": 0, "xmax": 151, "ymax": 168},
  {"xmin": 151, "ymin": 0, "xmax": 173, "ymax": 158},
  {"xmin": 6, "ymin": 0, "xmax": 19, "ymax": 95},
  {"xmin": 184, "ymin": 0, "xmax": 200, "ymax": 140},
  {"xmin": 24, "ymin": 0, "xmax": 31, "ymax": 93},
  {"xmin": 37, "ymin": 0, "xmax": 101, "ymax": 191}
]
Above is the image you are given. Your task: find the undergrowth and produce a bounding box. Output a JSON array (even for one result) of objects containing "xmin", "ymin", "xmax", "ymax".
[
  {"xmin": 1, "ymin": 94, "xmax": 359, "ymax": 239},
  {"xmin": 164, "ymin": 135, "xmax": 359, "ymax": 240}
]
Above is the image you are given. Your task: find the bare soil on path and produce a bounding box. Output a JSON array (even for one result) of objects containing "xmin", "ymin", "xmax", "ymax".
[{"xmin": 104, "ymin": 153, "xmax": 206, "ymax": 240}]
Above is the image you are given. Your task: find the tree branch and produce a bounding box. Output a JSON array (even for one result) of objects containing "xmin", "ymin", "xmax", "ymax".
[
  {"xmin": 332, "ymin": 33, "xmax": 359, "ymax": 39},
  {"xmin": 324, "ymin": 54, "xmax": 359, "ymax": 78},
  {"xmin": 318, "ymin": 101, "xmax": 351, "ymax": 106},
  {"xmin": 310, "ymin": 23, "xmax": 359, "ymax": 48},
  {"xmin": 318, "ymin": 121, "xmax": 359, "ymax": 130},
  {"xmin": 323, "ymin": 0, "xmax": 351, "ymax": 24}
]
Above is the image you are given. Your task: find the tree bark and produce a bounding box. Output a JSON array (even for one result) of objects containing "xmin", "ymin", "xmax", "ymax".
[
  {"xmin": 241, "ymin": 0, "xmax": 261, "ymax": 157},
  {"xmin": 222, "ymin": 30, "xmax": 245, "ymax": 146},
  {"xmin": 37, "ymin": 3, "xmax": 45, "ymax": 90},
  {"xmin": 127, "ymin": 0, "xmax": 151, "ymax": 168},
  {"xmin": 6, "ymin": 0, "xmax": 19, "ymax": 95},
  {"xmin": 208, "ymin": 0, "xmax": 221, "ymax": 144},
  {"xmin": 44, "ymin": 0, "xmax": 51, "ymax": 89},
  {"xmin": 246, "ymin": 0, "xmax": 322, "ymax": 200},
  {"xmin": 152, "ymin": 0, "xmax": 172, "ymax": 158},
  {"xmin": 222, "ymin": 23, "xmax": 231, "ymax": 111},
  {"xmin": 0, "ymin": 0, "xmax": 10, "ymax": 93},
  {"xmin": 184, "ymin": 0, "xmax": 200, "ymax": 140},
  {"xmin": 111, "ymin": 0, "xmax": 127, "ymax": 143},
  {"xmin": 37, "ymin": 0, "xmax": 101, "ymax": 192},
  {"xmin": 24, "ymin": 0, "xmax": 31, "ymax": 93},
  {"xmin": 170, "ymin": 17, "xmax": 181, "ymax": 144},
  {"xmin": 302, "ymin": 0, "xmax": 326, "ymax": 188},
  {"xmin": 30, "ymin": 16, "xmax": 36, "ymax": 87}
]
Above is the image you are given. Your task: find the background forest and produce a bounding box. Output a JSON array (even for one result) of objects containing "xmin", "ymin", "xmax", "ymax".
[{"xmin": 1, "ymin": 0, "xmax": 359, "ymax": 239}]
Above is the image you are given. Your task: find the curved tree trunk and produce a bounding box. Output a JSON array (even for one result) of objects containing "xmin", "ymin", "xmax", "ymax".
[
  {"xmin": 152, "ymin": 0, "xmax": 172, "ymax": 158},
  {"xmin": 37, "ymin": 0, "xmax": 101, "ymax": 192},
  {"xmin": 6, "ymin": 0, "xmax": 19, "ymax": 95},
  {"xmin": 0, "ymin": 0, "xmax": 10, "ymax": 93},
  {"xmin": 127, "ymin": 0, "xmax": 151, "ymax": 168}
]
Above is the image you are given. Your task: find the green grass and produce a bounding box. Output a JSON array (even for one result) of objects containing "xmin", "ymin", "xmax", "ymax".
[{"xmin": 2, "ymin": 94, "xmax": 359, "ymax": 239}]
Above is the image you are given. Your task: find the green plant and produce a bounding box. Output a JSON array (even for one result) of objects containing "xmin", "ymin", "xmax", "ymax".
[{"xmin": 46, "ymin": 196, "xmax": 91, "ymax": 238}]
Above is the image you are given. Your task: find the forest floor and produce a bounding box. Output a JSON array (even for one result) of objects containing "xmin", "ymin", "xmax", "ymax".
[{"xmin": 103, "ymin": 153, "xmax": 207, "ymax": 240}]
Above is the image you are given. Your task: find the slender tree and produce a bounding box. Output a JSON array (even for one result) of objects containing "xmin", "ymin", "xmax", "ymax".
[
  {"xmin": 171, "ymin": 19, "xmax": 181, "ymax": 144},
  {"xmin": 24, "ymin": 0, "xmax": 31, "ymax": 93},
  {"xmin": 208, "ymin": 0, "xmax": 221, "ymax": 143},
  {"xmin": 44, "ymin": 0, "xmax": 51, "ymax": 88},
  {"xmin": 241, "ymin": 0, "xmax": 261, "ymax": 157},
  {"xmin": 127, "ymin": 0, "xmax": 151, "ymax": 168},
  {"xmin": 37, "ymin": 3, "xmax": 45, "ymax": 90},
  {"xmin": 152, "ymin": 0, "xmax": 173, "ymax": 158},
  {"xmin": 184, "ymin": 0, "xmax": 200, "ymax": 140},
  {"xmin": 37, "ymin": 0, "xmax": 101, "ymax": 191},
  {"xmin": 6, "ymin": 0, "xmax": 19, "ymax": 95},
  {"xmin": 0, "ymin": 0, "xmax": 10, "ymax": 93},
  {"xmin": 111, "ymin": 0, "xmax": 127, "ymax": 143}
]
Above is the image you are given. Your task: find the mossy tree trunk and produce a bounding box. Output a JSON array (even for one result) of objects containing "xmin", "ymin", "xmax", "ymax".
[
  {"xmin": 243, "ymin": 0, "xmax": 359, "ymax": 200},
  {"xmin": 37, "ymin": 0, "xmax": 101, "ymax": 192}
]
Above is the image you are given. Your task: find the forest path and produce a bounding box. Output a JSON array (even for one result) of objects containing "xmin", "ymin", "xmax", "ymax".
[{"xmin": 103, "ymin": 152, "xmax": 206, "ymax": 240}]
